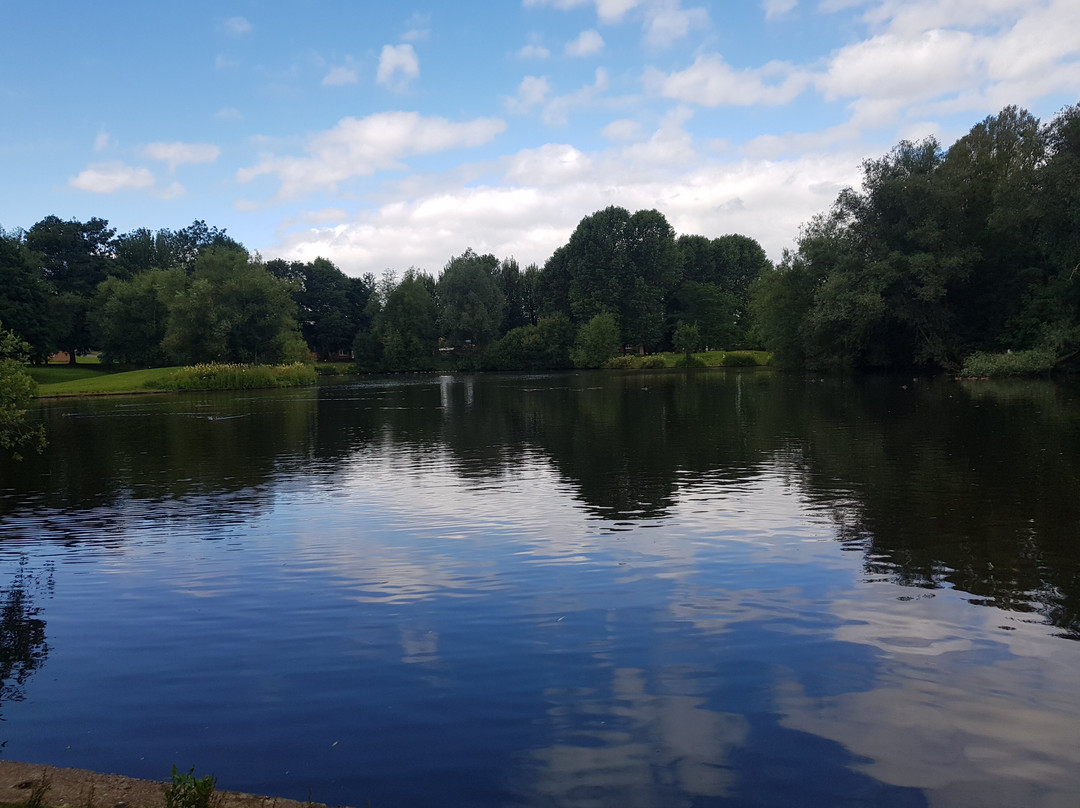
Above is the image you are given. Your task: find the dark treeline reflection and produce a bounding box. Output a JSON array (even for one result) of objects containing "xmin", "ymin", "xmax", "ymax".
[
  {"xmin": 3, "ymin": 372, "xmax": 1078, "ymax": 634},
  {"xmin": 0, "ymin": 558, "xmax": 52, "ymax": 723}
]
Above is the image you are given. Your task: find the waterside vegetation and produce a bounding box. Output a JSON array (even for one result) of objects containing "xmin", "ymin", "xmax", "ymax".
[{"xmin": 2, "ymin": 101, "xmax": 1080, "ymax": 454}]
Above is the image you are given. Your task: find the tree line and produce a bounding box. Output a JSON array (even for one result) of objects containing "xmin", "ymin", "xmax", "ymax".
[
  {"xmin": 751, "ymin": 101, "xmax": 1080, "ymax": 373},
  {"xmin": 0, "ymin": 209, "xmax": 767, "ymax": 372},
  {"xmin": 1, "ymin": 100, "xmax": 1078, "ymax": 376}
]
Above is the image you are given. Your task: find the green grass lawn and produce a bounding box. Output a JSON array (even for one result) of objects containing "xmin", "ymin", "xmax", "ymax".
[
  {"xmin": 35, "ymin": 367, "xmax": 183, "ymax": 396},
  {"xmin": 28, "ymin": 365, "xmax": 112, "ymax": 385}
]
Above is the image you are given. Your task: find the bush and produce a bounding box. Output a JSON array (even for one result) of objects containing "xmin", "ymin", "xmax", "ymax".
[
  {"xmin": 960, "ymin": 349, "xmax": 1055, "ymax": 377},
  {"xmin": 640, "ymin": 354, "xmax": 668, "ymax": 368},
  {"xmin": 720, "ymin": 351, "xmax": 760, "ymax": 367},
  {"xmin": 603, "ymin": 355, "xmax": 637, "ymax": 369},
  {"xmin": 164, "ymin": 766, "xmax": 218, "ymax": 808},
  {"xmin": 673, "ymin": 355, "xmax": 706, "ymax": 368},
  {"xmin": 151, "ymin": 362, "xmax": 318, "ymax": 390}
]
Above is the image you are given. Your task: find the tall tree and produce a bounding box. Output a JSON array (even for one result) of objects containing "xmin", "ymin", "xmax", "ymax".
[
  {"xmin": 25, "ymin": 216, "xmax": 116, "ymax": 364},
  {"xmin": 0, "ymin": 231, "xmax": 52, "ymax": 362},
  {"xmin": 437, "ymin": 249, "xmax": 505, "ymax": 347}
]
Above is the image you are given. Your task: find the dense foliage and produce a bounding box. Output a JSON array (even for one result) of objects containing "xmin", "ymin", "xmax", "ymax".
[
  {"xmin": 1, "ymin": 101, "xmax": 1076, "ymax": 378},
  {"xmin": 750, "ymin": 102, "xmax": 1080, "ymax": 373}
]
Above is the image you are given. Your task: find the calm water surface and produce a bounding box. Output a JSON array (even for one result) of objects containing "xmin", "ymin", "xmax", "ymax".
[{"xmin": 1, "ymin": 371, "xmax": 1078, "ymax": 807}]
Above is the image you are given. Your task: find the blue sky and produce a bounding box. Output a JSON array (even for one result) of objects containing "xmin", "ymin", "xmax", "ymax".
[{"xmin": 2, "ymin": 0, "xmax": 1078, "ymax": 276}]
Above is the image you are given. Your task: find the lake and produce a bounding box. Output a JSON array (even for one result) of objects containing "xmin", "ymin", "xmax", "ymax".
[{"xmin": 1, "ymin": 370, "xmax": 1078, "ymax": 807}]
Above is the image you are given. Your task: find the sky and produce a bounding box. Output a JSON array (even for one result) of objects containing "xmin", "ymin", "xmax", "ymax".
[{"xmin": 2, "ymin": 0, "xmax": 1078, "ymax": 277}]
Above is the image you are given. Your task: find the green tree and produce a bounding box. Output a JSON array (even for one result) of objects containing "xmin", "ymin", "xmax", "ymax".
[
  {"xmin": 25, "ymin": 215, "xmax": 116, "ymax": 364},
  {"xmin": 436, "ymin": 249, "xmax": 505, "ymax": 346},
  {"xmin": 571, "ymin": 311, "xmax": 620, "ymax": 368},
  {"xmin": 673, "ymin": 322, "xmax": 700, "ymax": 359},
  {"xmin": 555, "ymin": 207, "xmax": 681, "ymax": 349},
  {"xmin": 376, "ymin": 269, "xmax": 439, "ymax": 370},
  {"xmin": 0, "ymin": 231, "xmax": 53, "ymax": 362},
  {"xmin": 0, "ymin": 322, "xmax": 45, "ymax": 459},
  {"xmin": 162, "ymin": 250, "xmax": 305, "ymax": 364},
  {"xmin": 91, "ymin": 268, "xmax": 186, "ymax": 365}
]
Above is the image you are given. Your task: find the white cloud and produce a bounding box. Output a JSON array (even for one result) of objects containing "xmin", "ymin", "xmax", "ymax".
[
  {"xmin": 143, "ymin": 141, "xmax": 221, "ymax": 172},
  {"xmin": 523, "ymin": 0, "xmax": 641, "ymax": 24},
  {"xmin": 762, "ymin": 0, "xmax": 797, "ymax": 19},
  {"xmin": 603, "ymin": 118, "xmax": 642, "ymax": 140},
  {"xmin": 643, "ymin": 2, "xmax": 710, "ymax": 47},
  {"xmin": 236, "ymin": 112, "xmax": 507, "ymax": 200},
  {"xmin": 542, "ymin": 67, "xmax": 612, "ymax": 126},
  {"xmin": 262, "ymin": 115, "xmax": 865, "ymax": 276},
  {"xmin": 505, "ymin": 143, "xmax": 592, "ymax": 185},
  {"xmin": 69, "ymin": 162, "xmax": 155, "ymax": 194},
  {"xmin": 93, "ymin": 131, "xmax": 112, "ymax": 152},
  {"xmin": 524, "ymin": 0, "xmax": 706, "ymax": 44},
  {"xmin": 323, "ymin": 65, "xmax": 359, "ymax": 87},
  {"xmin": 647, "ymin": 55, "xmax": 810, "ymax": 106},
  {"xmin": 221, "ymin": 16, "xmax": 252, "ymax": 36},
  {"xmin": 216, "ymin": 107, "xmax": 243, "ymax": 122},
  {"xmin": 401, "ymin": 12, "xmax": 431, "ymax": 42},
  {"xmin": 376, "ymin": 44, "xmax": 420, "ymax": 90},
  {"xmin": 596, "ymin": 0, "xmax": 642, "ymax": 22},
  {"xmin": 505, "ymin": 75, "xmax": 552, "ymax": 114},
  {"xmin": 518, "ymin": 43, "xmax": 552, "ymax": 59},
  {"xmin": 565, "ymin": 29, "xmax": 605, "ymax": 57}
]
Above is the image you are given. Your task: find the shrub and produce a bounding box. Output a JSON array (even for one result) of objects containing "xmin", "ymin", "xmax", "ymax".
[
  {"xmin": 640, "ymin": 354, "xmax": 668, "ymax": 369},
  {"xmin": 151, "ymin": 362, "xmax": 318, "ymax": 391},
  {"xmin": 164, "ymin": 766, "xmax": 218, "ymax": 808},
  {"xmin": 720, "ymin": 351, "xmax": 759, "ymax": 367},
  {"xmin": 603, "ymin": 355, "xmax": 637, "ymax": 369},
  {"xmin": 960, "ymin": 349, "xmax": 1055, "ymax": 377}
]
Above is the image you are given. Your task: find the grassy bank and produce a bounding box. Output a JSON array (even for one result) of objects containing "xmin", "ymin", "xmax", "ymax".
[
  {"xmin": 604, "ymin": 350, "xmax": 770, "ymax": 369},
  {"xmin": 35, "ymin": 363, "xmax": 318, "ymax": 397}
]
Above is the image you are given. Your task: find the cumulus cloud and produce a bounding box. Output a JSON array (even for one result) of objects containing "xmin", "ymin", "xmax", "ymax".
[
  {"xmin": 143, "ymin": 141, "xmax": 221, "ymax": 172},
  {"xmin": 69, "ymin": 162, "xmax": 156, "ymax": 194},
  {"xmin": 566, "ymin": 29, "xmax": 605, "ymax": 57},
  {"xmin": 524, "ymin": 0, "xmax": 706, "ymax": 44},
  {"xmin": 262, "ymin": 110, "xmax": 864, "ymax": 276},
  {"xmin": 236, "ymin": 111, "xmax": 507, "ymax": 199},
  {"xmin": 518, "ymin": 43, "xmax": 552, "ymax": 59},
  {"xmin": 542, "ymin": 67, "xmax": 611, "ymax": 126},
  {"xmin": 762, "ymin": 0, "xmax": 797, "ymax": 19},
  {"xmin": 505, "ymin": 75, "xmax": 552, "ymax": 114},
  {"xmin": 377, "ymin": 44, "xmax": 420, "ymax": 90},
  {"xmin": 647, "ymin": 55, "xmax": 810, "ymax": 106},
  {"xmin": 401, "ymin": 12, "xmax": 431, "ymax": 42},
  {"xmin": 93, "ymin": 131, "xmax": 112, "ymax": 152},
  {"xmin": 643, "ymin": 2, "xmax": 710, "ymax": 47},
  {"xmin": 323, "ymin": 65, "xmax": 359, "ymax": 86},
  {"xmin": 603, "ymin": 118, "xmax": 642, "ymax": 140},
  {"xmin": 221, "ymin": 16, "xmax": 252, "ymax": 36}
]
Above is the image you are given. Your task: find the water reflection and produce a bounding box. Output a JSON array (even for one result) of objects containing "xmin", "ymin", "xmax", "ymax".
[
  {"xmin": 0, "ymin": 558, "xmax": 52, "ymax": 725},
  {"xmin": 1, "ymin": 372, "xmax": 1078, "ymax": 806}
]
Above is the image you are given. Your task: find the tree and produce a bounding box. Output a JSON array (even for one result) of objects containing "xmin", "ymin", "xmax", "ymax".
[
  {"xmin": 375, "ymin": 269, "xmax": 439, "ymax": 370},
  {"xmin": 571, "ymin": 311, "xmax": 620, "ymax": 368},
  {"xmin": 0, "ymin": 231, "xmax": 52, "ymax": 362},
  {"xmin": 25, "ymin": 216, "xmax": 116, "ymax": 364},
  {"xmin": 558, "ymin": 207, "xmax": 681, "ymax": 349},
  {"xmin": 437, "ymin": 249, "xmax": 505, "ymax": 346},
  {"xmin": 91, "ymin": 268, "xmax": 185, "ymax": 366},
  {"xmin": 162, "ymin": 250, "xmax": 305, "ymax": 364},
  {"xmin": 672, "ymin": 322, "xmax": 701, "ymax": 360},
  {"xmin": 0, "ymin": 322, "xmax": 45, "ymax": 459}
]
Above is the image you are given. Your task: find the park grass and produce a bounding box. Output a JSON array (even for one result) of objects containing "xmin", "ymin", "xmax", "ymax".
[
  {"xmin": 27, "ymin": 365, "xmax": 111, "ymax": 385},
  {"xmin": 35, "ymin": 363, "xmax": 318, "ymax": 397},
  {"xmin": 36, "ymin": 367, "xmax": 184, "ymax": 396}
]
